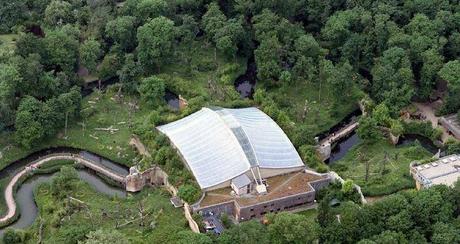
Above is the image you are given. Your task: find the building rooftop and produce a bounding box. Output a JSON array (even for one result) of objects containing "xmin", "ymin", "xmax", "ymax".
[
  {"xmin": 412, "ymin": 154, "xmax": 460, "ymax": 187},
  {"xmin": 157, "ymin": 107, "xmax": 303, "ymax": 190},
  {"xmin": 199, "ymin": 171, "xmax": 327, "ymax": 207}
]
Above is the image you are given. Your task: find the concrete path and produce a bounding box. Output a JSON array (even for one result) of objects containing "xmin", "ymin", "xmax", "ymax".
[
  {"xmin": 0, "ymin": 154, "xmax": 125, "ymax": 224},
  {"xmin": 320, "ymin": 121, "xmax": 359, "ymax": 146}
]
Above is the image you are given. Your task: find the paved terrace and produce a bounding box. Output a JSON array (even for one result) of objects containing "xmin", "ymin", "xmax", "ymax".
[
  {"xmin": 0, "ymin": 153, "xmax": 125, "ymax": 224},
  {"xmin": 200, "ymin": 171, "xmax": 327, "ymax": 208}
]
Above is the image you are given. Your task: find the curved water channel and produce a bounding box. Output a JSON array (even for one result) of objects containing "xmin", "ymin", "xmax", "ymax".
[
  {"xmin": 327, "ymin": 132, "xmax": 441, "ymax": 164},
  {"xmin": 0, "ymin": 148, "xmax": 129, "ymax": 234}
]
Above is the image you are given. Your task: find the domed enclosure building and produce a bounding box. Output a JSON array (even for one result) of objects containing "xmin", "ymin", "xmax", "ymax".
[{"xmin": 157, "ymin": 107, "xmax": 330, "ymax": 222}]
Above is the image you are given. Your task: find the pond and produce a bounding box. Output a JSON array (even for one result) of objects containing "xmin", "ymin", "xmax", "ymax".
[
  {"xmin": 164, "ymin": 89, "xmax": 180, "ymax": 110},
  {"xmin": 234, "ymin": 56, "xmax": 257, "ymax": 99},
  {"xmin": 0, "ymin": 169, "xmax": 126, "ymax": 235},
  {"xmin": 397, "ymin": 134, "xmax": 440, "ymax": 155},
  {"xmin": 327, "ymin": 132, "xmax": 360, "ymax": 164},
  {"xmin": 327, "ymin": 133, "xmax": 442, "ymax": 164}
]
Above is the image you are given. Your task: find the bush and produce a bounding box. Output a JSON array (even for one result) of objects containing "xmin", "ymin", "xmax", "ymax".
[
  {"xmin": 403, "ymin": 121, "xmax": 441, "ymax": 141},
  {"xmin": 3, "ymin": 228, "xmax": 25, "ymax": 244},
  {"xmin": 177, "ymin": 184, "xmax": 201, "ymax": 203}
]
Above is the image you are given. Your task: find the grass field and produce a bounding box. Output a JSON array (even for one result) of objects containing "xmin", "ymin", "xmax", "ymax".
[
  {"xmin": 296, "ymin": 208, "xmax": 318, "ymax": 222},
  {"xmin": 0, "ymin": 34, "xmax": 18, "ymax": 49},
  {"xmin": 26, "ymin": 182, "xmax": 187, "ymax": 243},
  {"xmin": 330, "ymin": 139, "xmax": 432, "ymax": 196}
]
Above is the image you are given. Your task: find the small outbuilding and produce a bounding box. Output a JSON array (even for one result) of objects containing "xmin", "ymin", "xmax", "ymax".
[{"xmin": 231, "ymin": 174, "xmax": 252, "ymax": 195}]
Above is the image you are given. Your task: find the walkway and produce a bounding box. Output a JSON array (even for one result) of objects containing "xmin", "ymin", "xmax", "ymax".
[
  {"xmin": 320, "ymin": 121, "xmax": 359, "ymax": 146},
  {"xmin": 0, "ymin": 153, "xmax": 125, "ymax": 224}
]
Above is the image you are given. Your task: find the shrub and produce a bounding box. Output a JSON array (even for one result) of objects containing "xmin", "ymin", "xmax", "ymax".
[
  {"xmin": 177, "ymin": 184, "xmax": 201, "ymax": 203},
  {"xmin": 3, "ymin": 228, "xmax": 25, "ymax": 244}
]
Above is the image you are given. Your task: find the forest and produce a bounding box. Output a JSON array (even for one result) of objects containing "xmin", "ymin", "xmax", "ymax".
[{"xmin": 1, "ymin": 0, "xmax": 460, "ymax": 243}]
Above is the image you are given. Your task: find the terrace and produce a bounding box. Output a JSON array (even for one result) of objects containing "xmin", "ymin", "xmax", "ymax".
[{"xmin": 199, "ymin": 171, "xmax": 327, "ymax": 208}]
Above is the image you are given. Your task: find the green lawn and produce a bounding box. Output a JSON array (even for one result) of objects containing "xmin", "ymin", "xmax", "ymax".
[
  {"xmin": 25, "ymin": 182, "xmax": 187, "ymax": 243},
  {"xmin": 330, "ymin": 139, "xmax": 432, "ymax": 196},
  {"xmin": 0, "ymin": 34, "xmax": 18, "ymax": 49},
  {"xmin": 296, "ymin": 208, "xmax": 318, "ymax": 222}
]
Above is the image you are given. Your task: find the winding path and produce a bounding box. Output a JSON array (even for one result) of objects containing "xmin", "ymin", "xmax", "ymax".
[{"xmin": 0, "ymin": 153, "xmax": 125, "ymax": 224}]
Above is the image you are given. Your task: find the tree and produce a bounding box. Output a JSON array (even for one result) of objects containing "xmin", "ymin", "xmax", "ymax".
[
  {"xmin": 177, "ymin": 184, "xmax": 201, "ymax": 203},
  {"xmin": 137, "ymin": 16, "xmax": 176, "ymax": 69},
  {"xmin": 135, "ymin": 0, "xmax": 169, "ymax": 23},
  {"xmin": 44, "ymin": 28, "xmax": 79, "ymax": 73},
  {"xmin": 14, "ymin": 33, "xmax": 46, "ymax": 58},
  {"xmin": 419, "ymin": 49, "xmax": 443, "ymax": 100},
  {"xmin": 44, "ymin": 0, "xmax": 74, "ymax": 27},
  {"xmin": 201, "ymin": 2, "xmax": 226, "ymax": 43},
  {"xmin": 438, "ymin": 60, "xmax": 460, "ymax": 113},
  {"xmin": 328, "ymin": 61, "xmax": 355, "ymax": 104},
  {"xmin": 0, "ymin": 0, "xmax": 28, "ymax": 32},
  {"xmin": 117, "ymin": 54, "xmax": 142, "ymax": 94},
  {"xmin": 51, "ymin": 166, "xmax": 78, "ymax": 198},
  {"xmin": 57, "ymin": 87, "xmax": 81, "ymax": 138},
  {"xmin": 105, "ymin": 16, "xmax": 136, "ymax": 51},
  {"xmin": 255, "ymin": 35, "xmax": 282, "ymax": 82},
  {"xmin": 172, "ymin": 231, "xmax": 212, "ymax": 244},
  {"xmin": 357, "ymin": 116, "xmax": 381, "ymax": 145},
  {"xmin": 267, "ymin": 212, "xmax": 319, "ymax": 244},
  {"xmin": 215, "ymin": 18, "xmax": 244, "ymax": 58},
  {"xmin": 2, "ymin": 228, "xmax": 24, "ymax": 244},
  {"xmin": 98, "ymin": 54, "xmax": 122, "ymax": 81},
  {"xmin": 79, "ymin": 38, "xmax": 101, "ymax": 73},
  {"xmin": 218, "ymin": 220, "xmax": 270, "ymax": 244},
  {"xmin": 371, "ymin": 47, "xmax": 414, "ymax": 114},
  {"xmin": 14, "ymin": 96, "xmax": 45, "ymax": 148},
  {"xmin": 138, "ymin": 76, "xmax": 165, "ymax": 107},
  {"xmin": 372, "ymin": 103, "xmax": 391, "ymax": 127},
  {"xmin": 431, "ymin": 222, "xmax": 460, "ymax": 244},
  {"xmin": 0, "ymin": 64, "xmax": 21, "ymax": 128},
  {"xmin": 81, "ymin": 229, "xmax": 129, "ymax": 244}
]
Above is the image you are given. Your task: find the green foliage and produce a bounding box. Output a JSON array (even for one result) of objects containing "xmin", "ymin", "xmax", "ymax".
[
  {"xmin": 267, "ymin": 211, "xmax": 320, "ymax": 244},
  {"xmin": 217, "ymin": 220, "xmax": 269, "ymax": 244},
  {"xmin": 51, "ymin": 166, "xmax": 79, "ymax": 198},
  {"xmin": 137, "ymin": 16, "xmax": 176, "ymax": 69},
  {"xmin": 177, "ymin": 184, "xmax": 201, "ymax": 203},
  {"xmin": 44, "ymin": 28, "xmax": 79, "ymax": 73},
  {"xmin": 403, "ymin": 120, "xmax": 442, "ymax": 141},
  {"xmin": 79, "ymin": 38, "xmax": 101, "ymax": 73},
  {"xmin": 80, "ymin": 229, "xmax": 129, "ymax": 244},
  {"xmin": 98, "ymin": 53, "xmax": 122, "ymax": 80},
  {"xmin": 172, "ymin": 231, "xmax": 212, "ymax": 244},
  {"xmin": 342, "ymin": 179, "xmax": 354, "ymax": 195},
  {"xmin": 371, "ymin": 47, "xmax": 414, "ymax": 114},
  {"xmin": 2, "ymin": 228, "xmax": 25, "ymax": 244},
  {"xmin": 357, "ymin": 116, "xmax": 382, "ymax": 144},
  {"xmin": 105, "ymin": 16, "xmax": 137, "ymax": 51},
  {"xmin": 139, "ymin": 76, "xmax": 166, "ymax": 107},
  {"xmin": 439, "ymin": 60, "xmax": 460, "ymax": 113},
  {"xmin": 44, "ymin": 1, "xmax": 74, "ymax": 27}
]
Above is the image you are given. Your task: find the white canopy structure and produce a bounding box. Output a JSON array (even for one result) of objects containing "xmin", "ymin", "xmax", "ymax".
[{"xmin": 157, "ymin": 107, "xmax": 304, "ymax": 190}]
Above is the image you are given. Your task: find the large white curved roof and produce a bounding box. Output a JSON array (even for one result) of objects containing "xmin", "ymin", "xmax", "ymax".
[{"xmin": 157, "ymin": 107, "xmax": 303, "ymax": 189}]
